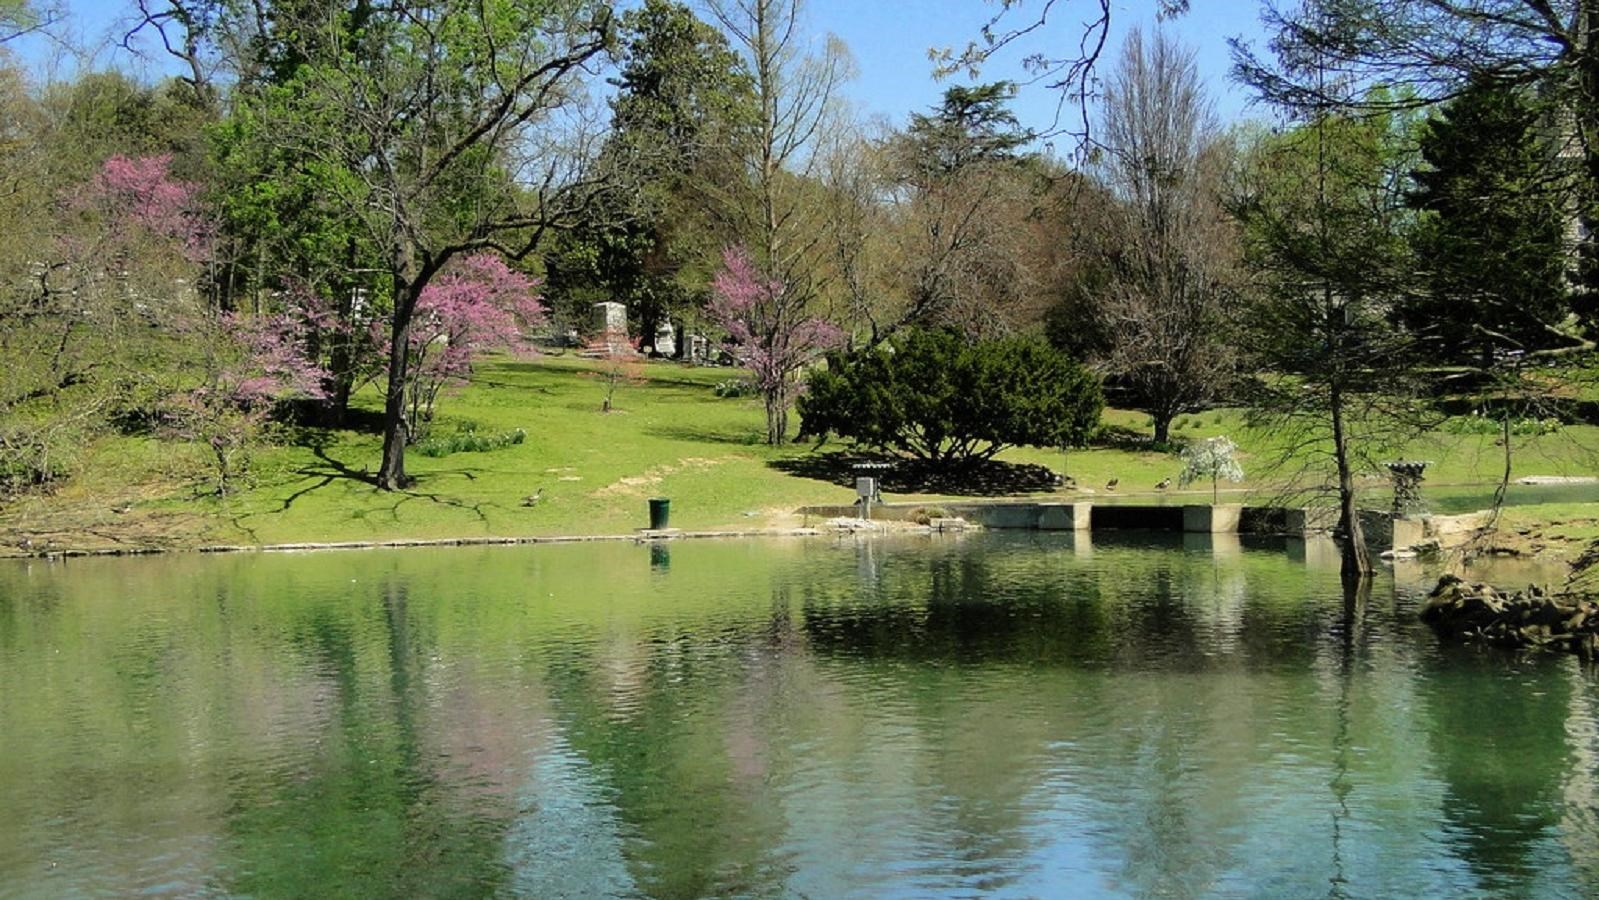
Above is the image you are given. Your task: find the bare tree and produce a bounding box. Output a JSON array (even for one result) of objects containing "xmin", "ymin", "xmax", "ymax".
[
  {"xmin": 816, "ymin": 121, "xmax": 896, "ymax": 342},
  {"xmin": 701, "ymin": 0, "xmax": 851, "ymax": 443},
  {"xmin": 934, "ymin": 0, "xmax": 1191, "ymax": 147},
  {"xmin": 1093, "ymin": 27, "xmax": 1238, "ymax": 444}
]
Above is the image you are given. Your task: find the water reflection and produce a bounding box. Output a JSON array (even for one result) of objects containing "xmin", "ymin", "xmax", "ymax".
[{"xmin": 0, "ymin": 535, "xmax": 1595, "ymax": 898}]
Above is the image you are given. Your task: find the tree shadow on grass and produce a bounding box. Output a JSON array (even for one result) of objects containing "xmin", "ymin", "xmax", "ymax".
[
  {"xmin": 653, "ymin": 424, "xmax": 768, "ymax": 446},
  {"xmin": 770, "ymin": 451, "xmax": 1062, "ymax": 497},
  {"xmin": 263, "ymin": 434, "xmax": 382, "ymax": 513},
  {"xmin": 382, "ymin": 481, "xmax": 497, "ymax": 525}
]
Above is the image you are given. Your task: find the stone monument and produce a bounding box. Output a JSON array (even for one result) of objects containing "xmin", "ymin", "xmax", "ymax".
[
  {"xmin": 590, "ymin": 301, "xmax": 629, "ymax": 354},
  {"xmin": 654, "ymin": 321, "xmax": 677, "ymax": 358},
  {"xmin": 686, "ymin": 334, "xmax": 710, "ymax": 364}
]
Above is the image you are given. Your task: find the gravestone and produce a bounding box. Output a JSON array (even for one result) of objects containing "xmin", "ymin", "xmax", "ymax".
[
  {"xmin": 686, "ymin": 334, "xmax": 710, "ymax": 364},
  {"xmin": 590, "ymin": 301, "xmax": 629, "ymax": 353},
  {"xmin": 654, "ymin": 322, "xmax": 677, "ymax": 358}
]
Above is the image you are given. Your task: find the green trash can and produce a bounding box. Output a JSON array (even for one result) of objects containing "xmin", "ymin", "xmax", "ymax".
[{"xmin": 648, "ymin": 497, "xmax": 671, "ymax": 530}]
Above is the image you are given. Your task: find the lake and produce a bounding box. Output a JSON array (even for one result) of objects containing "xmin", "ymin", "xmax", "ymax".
[{"xmin": 1, "ymin": 533, "xmax": 1595, "ymax": 898}]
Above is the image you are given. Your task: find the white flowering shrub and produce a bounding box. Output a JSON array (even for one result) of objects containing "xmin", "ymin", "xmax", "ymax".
[{"xmin": 1179, "ymin": 436, "xmax": 1245, "ymax": 502}]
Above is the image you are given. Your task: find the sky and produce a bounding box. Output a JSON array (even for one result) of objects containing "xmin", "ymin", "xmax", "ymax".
[
  {"xmin": 15, "ymin": 0, "xmax": 1276, "ymax": 140},
  {"xmin": 810, "ymin": 0, "xmax": 1274, "ymax": 137}
]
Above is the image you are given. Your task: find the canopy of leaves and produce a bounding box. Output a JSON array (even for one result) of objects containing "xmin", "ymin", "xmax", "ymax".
[
  {"xmin": 1404, "ymin": 76, "xmax": 1572, "ymax": 364},
  {"xmin": 798, "ymin": 328, "xmax": 1103, "ymax": 465},
  {"xmin": 902, "ymin": 81, "xmax": 1032, "ymax": 178},
  {"xmin": 544, "ymin": 0, "xmax": 753, "ymax": 335}
]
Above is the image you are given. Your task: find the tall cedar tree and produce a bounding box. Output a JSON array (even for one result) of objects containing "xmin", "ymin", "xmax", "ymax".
[
  {"xmin": 1235, "ymin": 108, "xmax": 1429, "ymax": 580},
  {"xmin": 1406, "ymin": 77, "xmax": 1572, "ymax": 368},
  {"xmin": 544, "ymin": 0, "xmax": 754, "ymax": 339}
]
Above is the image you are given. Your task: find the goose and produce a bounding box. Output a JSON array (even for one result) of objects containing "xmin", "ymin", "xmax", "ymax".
[
  {"xmin": 521, "ymin": 487, "xmax": 545, "ymax": 507},
  {"xmin": 1156, "ymin": 478, "xmax": 1171, "ymax": 491},
  {"xmin": 1105, "ymin": 478, "xmax": 1119, "ymax": 491}
]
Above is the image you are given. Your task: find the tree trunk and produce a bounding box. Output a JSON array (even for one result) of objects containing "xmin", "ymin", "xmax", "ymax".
[
  {"xmin": 1580, "ymin": 1, "xmax": 1599, "ymax": 309},
  {"xmin": 377, "ymin": 275, "xmax": 419, "ymax": 491},
  {"xmin": 1152, "ymin": 411, "xmax": 1173, "ymax": 444},
  {"xmin": 1330, "ymin": 383, "xmax": 1371, "ymax": 579},
  {"xmin": 765, "ymin": 381, "xmax": 788, "ymax": 445},
  {"xmin": 326, "ymin": 283, "xmax": 358, "ymax": 425}
]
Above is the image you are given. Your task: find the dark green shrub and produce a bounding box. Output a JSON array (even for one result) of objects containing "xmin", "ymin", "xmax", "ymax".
[{"xmin": 798, "ymin": 328, "xmax": 1102, "ymax": 465}]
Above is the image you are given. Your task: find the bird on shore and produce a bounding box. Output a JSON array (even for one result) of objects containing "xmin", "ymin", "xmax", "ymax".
[
  {"xmin": 1105, "ymin": 478, "xmax": 1119, "ymax": 491},
  {"xmin": 521, "ymin": 487, "xmax": 544, "ymax": 507},
  {"xmin": 1156, "ymin": 478, "xmax": 1171, "ymax": 491}
]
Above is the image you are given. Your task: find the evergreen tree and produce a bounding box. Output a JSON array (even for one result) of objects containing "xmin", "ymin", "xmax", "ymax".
[
  {"xmin": 1405, "ymin": 77, "xmax": 1572, "ymax": 367},
  {"xmin": 544, "ymin": 0, "xmax": 754, "ymax": 343}
]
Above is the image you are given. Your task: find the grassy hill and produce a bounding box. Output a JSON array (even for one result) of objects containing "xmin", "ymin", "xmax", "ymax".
[{"xmin": 2, "ymin": 354, "xmax": 1596, "ymax": 555}]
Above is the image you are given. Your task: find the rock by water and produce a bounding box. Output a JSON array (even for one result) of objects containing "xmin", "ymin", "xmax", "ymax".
[{"xmin": 1420, "ymin": 574, "xmax": 1599, "ymax": 658}]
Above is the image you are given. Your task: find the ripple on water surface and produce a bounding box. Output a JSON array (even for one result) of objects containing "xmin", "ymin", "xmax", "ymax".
[{"xmin": 1, "ymin": 535, "xmax": 1597, "ymax": 897}]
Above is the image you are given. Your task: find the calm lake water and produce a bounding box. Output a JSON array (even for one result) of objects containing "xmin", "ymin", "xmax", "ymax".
[{"xmin": 1, "ymin": 533, "xmax": 1596, "ymax": 898}]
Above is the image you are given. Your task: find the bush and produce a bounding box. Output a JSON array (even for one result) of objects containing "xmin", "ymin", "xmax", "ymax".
[
  {"xmin": 1440, "ymin": 415, "xmax": 1562, "ymax": 437},
  {"xmin": 712, "ymin": 379, "xmax": 758, "ymax": 398},
  {"xmin": 798, "ymin": 328, "xmax": 1103, "ymax": 466},
  {"xmin": 415, "ymin": 422, "xmax": 527, "ymax": 458}
]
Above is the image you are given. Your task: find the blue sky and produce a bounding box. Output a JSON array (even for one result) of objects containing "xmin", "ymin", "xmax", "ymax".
[
  {"xmin": 812, "ymin": 0, "xmax": 1273, "ymax": 135},
  {"xmin": 16, "ymin": 0, "xmax": 1273, "ymax": 136}
]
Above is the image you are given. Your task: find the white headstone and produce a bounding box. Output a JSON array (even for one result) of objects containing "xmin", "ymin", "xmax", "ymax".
[
  {"xmin": 590, "ymin": 301, "xmax": 629, "ymax": 353},
  {"xmin": 654, "ymin": 322, "xmax": 677, "ymax": 357}
]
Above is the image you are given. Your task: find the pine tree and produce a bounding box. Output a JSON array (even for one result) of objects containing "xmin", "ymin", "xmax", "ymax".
[{"xmin": 1405, "ymin": 77, "xmax": 1572, "ymax": 368}]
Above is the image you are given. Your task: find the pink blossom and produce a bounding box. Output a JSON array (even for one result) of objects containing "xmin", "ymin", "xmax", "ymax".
[
  {"xmin": 230, "ymin": 312, "xmax": 331, "ymax": 402},
  {"xmin": 392, "ymin": 254, "xmax": 546, "ymax": 382},
  {"xmin": 82, "ymin": 154, "xmax": 217, "ymax": 262},
  {"xmin": 382, "ymin": 253, "xmax": 546, "ymax": 432},
  {"xmin": 708, "ymin": 245, "xmax": 843, "ymax": 396}
]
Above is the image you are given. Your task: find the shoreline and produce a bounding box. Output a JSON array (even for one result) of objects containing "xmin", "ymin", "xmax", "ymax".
[
  {"xmin": 0, "ymin": 526, "xmax": 840, "ymax": 561},
  {"xmin": 5, "ymin": 478, "xmax": 1597, "ymax": 562}
]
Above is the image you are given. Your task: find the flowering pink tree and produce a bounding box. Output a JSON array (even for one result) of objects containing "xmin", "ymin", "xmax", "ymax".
[
  {"xmin": 88, "ymin": 154, "xmax": 216, "ymax": 261},
  {"xmin": 708, "ymin": 245, "xmax": 843, "ymax": 444},
  {"xmin": 168, "ymin": 310, "xmax": 329, "ymax": 495},
  {"xmin": 389, "ymin": 254, "xmax": 545, "ymax": 441},
  {"xmin": 49, "ymin": 154, "xmax": 218, "ymax": 318}
]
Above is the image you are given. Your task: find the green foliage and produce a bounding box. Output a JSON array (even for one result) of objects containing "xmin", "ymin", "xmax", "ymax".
[
  {"xmin": 544, "ymin": 0, "xmax": 755, "ymax": 332},
  {"xmin": 1440, "ymin": 415, "xmax": 1562, "ymax": 437},
  {"xmin": 903, "ymin": 81, "xmax": 1032, "ymax": 176},
  {"xmin": 798, "ymin": 328, "xmax": 1103, "ymax": 465},
  {"xmin": 711, "ymin": 379, "xmax": 757, "ymax": 398},
  {"xmin": 414, "ymin": 422, "xmax": 527, "ymax": 458},
  {"xmin": 1404, "ymin": 77, "xmax": 1572, "ymax": 364}
]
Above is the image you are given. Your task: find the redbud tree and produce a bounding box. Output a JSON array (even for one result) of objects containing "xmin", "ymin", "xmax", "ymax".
[
  {"xmin": 707, "ymin": 245, "xmax": 843, "ymax": 444},
  {"xmin": 389, "ymin": 254, "xmax": 546, "ymax": 441}
]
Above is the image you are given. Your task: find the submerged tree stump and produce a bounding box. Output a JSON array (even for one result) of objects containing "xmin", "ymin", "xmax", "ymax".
[{"xmin": 1420, "ymin": 574, "xmax": 1599, "ymax": 658}]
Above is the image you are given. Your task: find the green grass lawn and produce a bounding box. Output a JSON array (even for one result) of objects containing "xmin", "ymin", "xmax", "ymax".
[{"xmin": 2, "ymin": 353, "xmax": 1597, "ymax": 554}]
